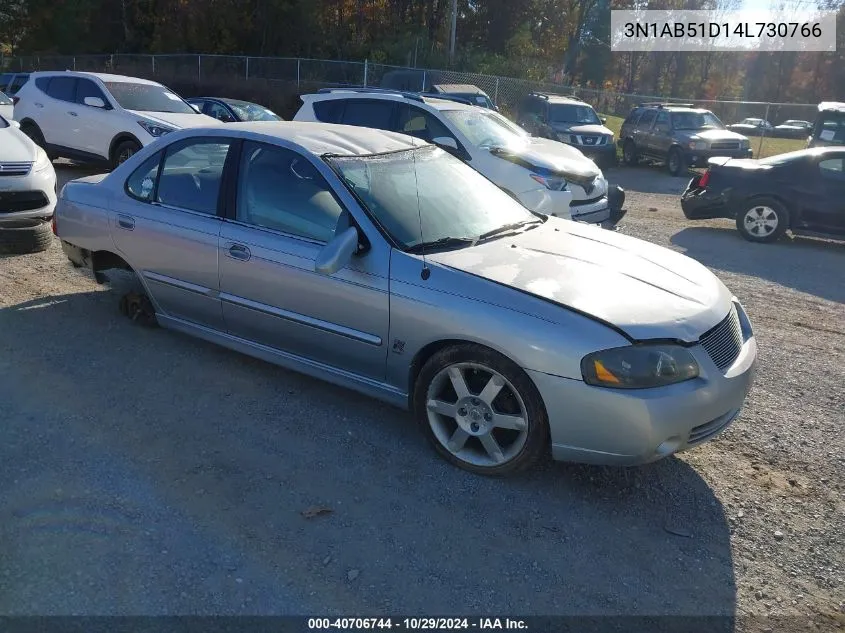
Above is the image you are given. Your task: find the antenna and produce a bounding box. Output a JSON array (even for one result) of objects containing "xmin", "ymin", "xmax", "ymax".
[{"xmin": 411, "ymin": 145, "xmax": 430, "ymax": 280}]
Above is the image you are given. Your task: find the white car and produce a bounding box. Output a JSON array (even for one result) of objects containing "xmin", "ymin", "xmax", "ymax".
[
  {"xmin": 0, "ymin": 91, "xmax": 13, "ymax": 120},
  {"xmin": 0, "ymin": 115, "xmax": 57, "ymax": 253},
  {"xmin": 293, "ymin": 89, "xmax": 612, "ymax": 224},
  {"xmin": 13, "ymin": 71, "xmax": 219, "ymax": 169}
]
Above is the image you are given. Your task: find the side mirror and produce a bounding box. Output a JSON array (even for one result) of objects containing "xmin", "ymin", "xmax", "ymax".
[
  {"xmin": 190, "ymin": 104, "xmax": 202, "ymax": 113},
  {"xmin": 84, "ymin": 96, "xmax": 106, "ymax": 108},
  {"xmin": 432, "ymin": 136, "xmax": 459, "ymax": 151},
  {"xmin": 8, "ymin": 119, "xmax": 20, "ymax": 128},
  {"xmin": 315, "ymin": 226, "xmax": 359, "ymax": 276},
  {"xmin": 600, "ymin": 116, "xmax": 607, "ymax": 123}
]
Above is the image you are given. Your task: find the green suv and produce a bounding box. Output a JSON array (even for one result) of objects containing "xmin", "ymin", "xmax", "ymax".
[{"xmin": 619, "ymin": 103, "xmax": 752, "ymax": 176}]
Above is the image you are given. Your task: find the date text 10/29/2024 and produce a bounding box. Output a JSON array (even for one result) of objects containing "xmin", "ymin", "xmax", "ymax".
[{"xmin": 308, "ymin": 618, "xmax": 528, "ymax": 630}]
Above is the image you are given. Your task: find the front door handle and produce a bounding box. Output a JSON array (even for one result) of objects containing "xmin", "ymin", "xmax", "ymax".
[
  {"xmin": 68, "ymin": 111, "xmax": 78, "ymax": 117},
  {"xmin": 226, "ymin": 243, "xmax": 251, "ymax": 261},
  {"xmin": 117, "ymin": 215, "xmax": 135, "ymax": 230},
  {"xmin": 34, "ymin": 102, "xmax": 44, "ymax": 108}
]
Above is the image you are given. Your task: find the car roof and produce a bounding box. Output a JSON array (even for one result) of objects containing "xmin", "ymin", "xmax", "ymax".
[
  {"xmin": 217, "ymin": 121, "xmax": 426, "ymax": 156},
  {"xmin": 306, "ymin": 90, "xmax": 478, "ymax": 112},
  {"xmin": 818, "ymin": 101, "xmax": 845, "ymax": 113},
  {"xmin": 434, "ymin": 84, "xmax": 486, "ymax": 95},
  {"xmin": 30, "ymin": 71, "xmax": 162, "ymax": 86}
]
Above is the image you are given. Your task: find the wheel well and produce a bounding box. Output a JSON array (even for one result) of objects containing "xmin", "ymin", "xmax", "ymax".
[
  {"xmin": 19, "ymin": 118, "xmax": 38, "ymax": 131},
  {"xmin": 92, "ymin": 249, "xmax": 132, "ymax": 274},
  {"xmin": 108, "ymin": 133, "xmax": 142, "ymax": 163}
]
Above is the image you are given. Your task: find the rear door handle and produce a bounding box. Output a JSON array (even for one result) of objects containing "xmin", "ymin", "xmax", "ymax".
[
  {"xmin": 68, "ymin": 111, "xmax": 78, "ymax": 117},
  {"xmin": 117, "ymin": 215, "xmax": 135, "ymax": 230},
  {"xmin": 34, "ymin": 102, "xmax": 44, "ymax": 108},
  {"xmin": 226, "ymin": 243, "xmax": 251, "ymax": 261}
]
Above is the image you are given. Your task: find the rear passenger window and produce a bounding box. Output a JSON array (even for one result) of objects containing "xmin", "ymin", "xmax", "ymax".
[
  {"xmin": 35, "ymin": 77, "xmax": 51, "ymax": 92},
  {"xmin": 46, "ymin": 77, "xmax": 77, "ymax": 102},
  {"xmin": 819, "ymin": 158, "xmax": 845, "ymax": 181},
  {"xmin": 637, "ymin": 109, "xmax": 657, "ymax": 128},
  {"xmin": 624, "ymin": 109, "xmax": 642, "ymax": 125},
  {"xmin": 126, "ymin": 152, "xmax": 162, "ymax": 202},
  {"xmin": 313, "ymin": 100, "xmax": 345, "ymax": 123},
  {"xmin": 341, "ymin": 99, "xmax": 395, "ymax": 130},
  {"xmin": 156, "ymin": 138, "xmax": 233, "ymax": 215}
]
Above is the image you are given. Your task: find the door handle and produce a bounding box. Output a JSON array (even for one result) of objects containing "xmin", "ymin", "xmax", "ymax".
[
  {"xmin": 226, "ymin": 243, "xmax": 251, "ymax": 261},
  {"xmin": 68, "ymin": 111, "xmax": 78, "ymax": 117},
  {"xmin": 117, "ymin": 215, "xmax": 135, "ymax": 230},
  {"xmin": 34, "ymin": 102, "xmax": 44, "ymax": 108}
]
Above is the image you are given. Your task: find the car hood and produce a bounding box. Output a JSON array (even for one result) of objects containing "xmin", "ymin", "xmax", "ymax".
[
  {"xmin": 0, "ymin": 126, "xmax": 37, "ymax": 162},
  {"xmin": 129, "ymin": 110, "xmax": 219, "ymax": 129},
  {"xmin": 489, "ymin": 137, "xmax": 601, "ymax": 187},
  {"xmin": 427, "ymin": 219, "xmax": 732, "ymax": 342},
  {"xmin": 683, "ymin": 129, "xmax": 748, "ymax": 141},
  {"xmin": 550, "ymin": 123, "xmax": 612, "ymax": 137}
]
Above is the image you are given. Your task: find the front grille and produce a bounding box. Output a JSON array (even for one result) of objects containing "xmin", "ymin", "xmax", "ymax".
[
  {"xmin": 571, "ymin": 194, "xmax": 607, "ymax": 207},
  {"xmin": 688, "ymin": 408, "xmax": 739, "ymax": 444},
  {"xmin": 569, "ymin": 134, "xmax": 606, "ymax": 146},
  {"xmin": 710, "ymin": 142, "xmax": 740, "ymax": 151},
  {"xmin": 0, "ymin": 190, "xmax": 50, "ymax": 213},
  {"xmin": 0, "ymin": 161, "xmax": 33, "ymax": 176},
  {"xmin": 700, "ymin": 306, "xmax": 744, "ymax": 372}
]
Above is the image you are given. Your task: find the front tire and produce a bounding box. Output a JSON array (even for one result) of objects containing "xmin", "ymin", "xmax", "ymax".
[
  {"xmin": 736, "ymin": 197, "xmax": 789, "ymax": 243},
  {"xmin": 413, "ymin": 344, "xmax": 549, "ymax": 476},
  {"xmin": 111, "ymin": 140, "xmax": 141, "ymax": 170},
  {"xmin": 0, "ymin": 219, "xmax": 53, "ymax": 255},
  {"xmin": 623, "ymin": 139, "xmax": 639, "ymax": 166},
  {"xmin": 667, "ymin": 147, "xmax": 686, "ymax": 176}
]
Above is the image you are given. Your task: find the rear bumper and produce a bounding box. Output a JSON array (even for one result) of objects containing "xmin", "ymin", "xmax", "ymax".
[
  {"xmin": 681, "ymin": 177, "xmax": 733, "ymax": 220},
  {"xmin": 685, "ymin": 148, "xmax": 753, "ymax": 166}
]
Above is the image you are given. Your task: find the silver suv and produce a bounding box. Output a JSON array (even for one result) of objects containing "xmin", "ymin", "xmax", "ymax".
[{"xmin": 619, "ymin": 103, "xmax": 752, "ymax": 176}]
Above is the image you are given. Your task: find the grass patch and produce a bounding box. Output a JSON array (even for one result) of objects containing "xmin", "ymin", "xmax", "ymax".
[{"xmin": 599, "ymin": 113, "xmax": 806, "ymax": 159}]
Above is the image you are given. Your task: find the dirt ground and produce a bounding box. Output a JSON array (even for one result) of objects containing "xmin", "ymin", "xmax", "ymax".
[{"xmin": 0, "ymin": 163, "xmax": 842, "ymax": 630}]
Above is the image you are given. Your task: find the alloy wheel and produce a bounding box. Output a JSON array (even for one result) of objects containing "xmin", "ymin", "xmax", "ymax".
[
  {"xmin": 743, "ymin": 205, "xmax": 778, "ymax": 237},
  {"xmin": 425, "ymin": 362, "xmax": 529, "ymax": 468}
]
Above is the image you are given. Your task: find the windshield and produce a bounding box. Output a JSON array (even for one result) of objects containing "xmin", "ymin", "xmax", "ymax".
[
  {"xmin": 441, "ymin": 110, "xmax": 529, "ymax": 149},
  {"xmin": 672, "ymin": 111, "xmax": 724, "ymax": 130},
  {"xmin": 548, "ymin": 104, "xmax": 600, "ymax": 125},
  {"xmin": 105, "ymin": 82, "xmax": 195, "ymax": 113},
  {"xmin": 225, "ymin": 100, "xmax": 281, "ymax": 122},
  {"xmin": 327, "ymin": 146, "xmax": 538, "ymax": 250},
  {"xmin": 0, "ymin": 91, "xmax": 11, "ymax": 105}
]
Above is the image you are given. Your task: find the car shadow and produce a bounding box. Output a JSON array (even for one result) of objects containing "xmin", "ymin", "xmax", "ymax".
[
  {"xmin": 671, "ymin": 226, "xmax": 845, "ymax": 304},
  {"xmin": 0, "ymin": 286, "xmax": 736, "ymax": 621},
  {"xmin": 605, "ymin": 165, "xmax": 695, "ymax": 196}
]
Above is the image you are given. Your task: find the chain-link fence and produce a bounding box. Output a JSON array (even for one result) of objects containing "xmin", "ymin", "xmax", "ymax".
[{"xmin": 2, "ymin": 53, "xmax": 820, "ymax": 139}]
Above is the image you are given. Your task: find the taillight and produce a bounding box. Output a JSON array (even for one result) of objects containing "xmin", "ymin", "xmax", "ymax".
[{"xmin": 698, "ymin": 169, "xmax": 711, "ymax": 188}]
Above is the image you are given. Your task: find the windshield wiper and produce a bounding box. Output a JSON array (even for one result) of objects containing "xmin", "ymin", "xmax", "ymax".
[
  {"xmin": 407, "ymin": 236, "xmax": 476, "ymax": 253},
  {"xmin": 475, "ymin": 219, "xmax": 544, "ymax": 243}
]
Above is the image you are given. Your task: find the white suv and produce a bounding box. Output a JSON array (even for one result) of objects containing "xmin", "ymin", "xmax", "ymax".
[
  {"xmin": 14, "ymin": 71, "xmax": 218, "ymax": 168},
  {"xmin": 294, "ymin": 89, "xmax": 612, "ymax": 224}
]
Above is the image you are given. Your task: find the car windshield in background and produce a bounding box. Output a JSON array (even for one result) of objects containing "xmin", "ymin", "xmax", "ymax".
[
  {"xmin": 548, "ymin": 104, "xmax": 600, "ymax": 125},
  {"xmin": 673, "ymin": 112, "xmax": 724, "ymax": 130},
  {"xmin": 441, "ymin": 110, "xmax": 528, "ymax": 149},
  {"xmin": 327, "ymin": 146, "xmax": 537, "ymax": 250},
  {"xmin": 105, "ymin": 82, "xmax": 195, "ymax": 114},
  {"xmin": 225, "ymin": 100, "xmax": 281, "ymax": 122},
  {"xmin": 0, "ymin": 91, "xmax": 11, "ymax": 105}
]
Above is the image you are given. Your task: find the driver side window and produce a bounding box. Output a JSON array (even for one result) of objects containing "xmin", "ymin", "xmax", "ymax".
[
  {"xmin": 396, "ymin": 105, "xmax": 455, "ymax": 144},
  {"xmin": 236, "ymin": 141, "xmax": 345, "ymax": 243},
  {"xmin": 207, "ymin": 101, "xmax": 235, "ymax": 122}
]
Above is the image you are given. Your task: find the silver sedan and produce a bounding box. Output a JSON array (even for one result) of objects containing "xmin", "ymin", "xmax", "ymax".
[{"xmin": 55, "ymin": 122, "xmax": 757, "ymax": 476}]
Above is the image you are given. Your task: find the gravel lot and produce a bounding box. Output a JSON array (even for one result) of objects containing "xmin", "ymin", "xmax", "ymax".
[{"xmin": 0, "ymin": 163, "xmax": 842, "ymax": 629}]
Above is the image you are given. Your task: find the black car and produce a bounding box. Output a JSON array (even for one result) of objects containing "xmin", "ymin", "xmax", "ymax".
[
  {"xmin": 681, "ymin": 147, "xmax": 845, "ymax": 243},
  {"xmin": 186, "ymin": 97, "xmax": 282, "ymax": 123}
]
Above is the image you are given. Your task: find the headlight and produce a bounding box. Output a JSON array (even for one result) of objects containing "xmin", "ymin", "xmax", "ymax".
[
  {"xmin": 33, "ymin": 146, "xmax": 52, "ymax": 173},
  {"xmin": 688, "ymin": 140, "xmax": 708, "ymax": 150},
  {"xmin": 530, "ymin": 173, "xmax": 568, "ymax": 191},
  {"xmin": 581, "ymin": 344, "xmax": 699, "ymax": 389},
  {"xmin": 138, "ymin": 121, "xmax": 175, "ymax": 137}
]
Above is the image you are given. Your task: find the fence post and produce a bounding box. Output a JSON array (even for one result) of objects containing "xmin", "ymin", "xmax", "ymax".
[
  {"xmin": 494, "ymin": 78, "xmax": 499, "ymax": 105},
  {"xmin": 297, "ymin": 59, "xmax": 301, "ymax": 90},
  {"xmin": 364, "ymin": 59, "xmax": 369, "ymax": 87},
  {"xmin": 245, "ymin": 57, "xmax": 249, "ymax": 80},
  {"xmin": 422, "ymin": 71, "xmax": 427, "ymax": 91},
  {"xmin": 73, "ymin": 57, "xmax": 77, "ymax": 71},
  {"xmin": 198, "ymin": 55, "xmax": 202, "ymax": 82},
  {"xmin": 109, "ymin": 54, "xmax": 114, "ymax": 70},
  {"xmin": 151, "ymin": 55, "xmax": 155, "ymax": 75},
  {"xmin": 758, "ymin": 103, "xmax": 770, "ymax": 158}
]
